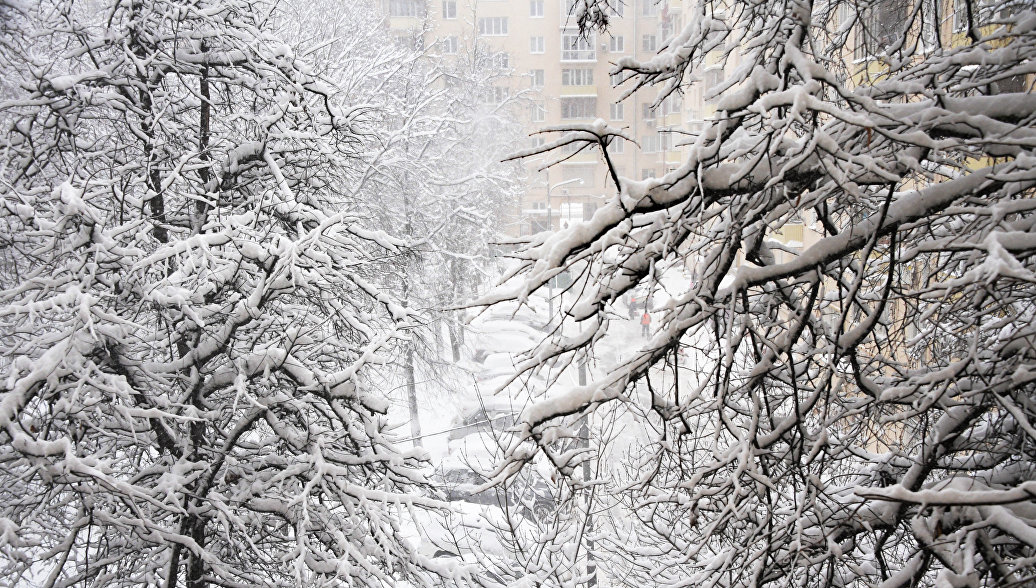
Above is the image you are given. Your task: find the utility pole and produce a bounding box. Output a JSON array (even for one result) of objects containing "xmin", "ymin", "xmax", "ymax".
[
  {"xmin": 546, "ymin": 178, "xmax": 583, "ymax": 320},
  {"xmin": 579, "ymin": 357, "xmax": 596, "ymax": 587}
]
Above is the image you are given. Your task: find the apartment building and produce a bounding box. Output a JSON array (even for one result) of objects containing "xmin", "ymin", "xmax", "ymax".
[
  {"xmin": 382, "ymin": 0, "xmax": 717, "ymax": 236},
  {"xmin": 381, "ymin": 0, "xmax": 1029, "ymax": 239}
]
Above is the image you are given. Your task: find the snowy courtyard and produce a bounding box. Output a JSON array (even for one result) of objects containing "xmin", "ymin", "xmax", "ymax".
[{"xmin": 1, "ymin": 0, "xmax": 1035, "ymax": 586}]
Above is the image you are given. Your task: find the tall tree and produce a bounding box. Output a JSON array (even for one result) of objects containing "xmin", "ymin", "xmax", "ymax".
[
  {"xmin": 0, "ymin": 0, "xmax": 457, "ymax": 585},
  {"xmin": 322, "ymin": 11, "xmax": 524, "ymax": 445},
  {"xmin": 481, "ymin": 0, "xmax": 1036, "ymax": 586}
]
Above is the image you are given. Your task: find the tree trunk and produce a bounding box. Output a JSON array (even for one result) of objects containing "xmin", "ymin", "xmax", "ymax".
[
  {"xmin": 406, "ymin": 344, "xmax": 421, "ymax": 447},
  {"xmin": 447, "ymin": 320, "xmax": 461, "ymax": 363}
]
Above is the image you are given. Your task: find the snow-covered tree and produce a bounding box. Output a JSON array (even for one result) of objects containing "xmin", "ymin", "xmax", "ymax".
[
  {"xmin": 480, "ymin": 0, "xmax": 1036, "ymax": 586},
  {"xmin": 0, "ymin": 1, "xmax": 469, "ymax": 585},
  {"xmin": 282, "ymin": 0, "xmax": 524, "ymax": 446},
  {"xmin": 357, "ymin": 33, "xmax": 525, "ymax": 443}
]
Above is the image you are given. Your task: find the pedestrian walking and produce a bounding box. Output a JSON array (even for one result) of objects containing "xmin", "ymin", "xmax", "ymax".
[
  {"xmin": 641, "ymin": 311, "xmax": 651, "ymax": 337},
  {"xmin": 628, "ymin": 296, "xmax": 637, "ymax": 320}
]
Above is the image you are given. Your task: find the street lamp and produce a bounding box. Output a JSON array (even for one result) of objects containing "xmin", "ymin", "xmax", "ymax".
[
  {"xmin": 546, "ymin": 177, "xmax": 583, "ymax": 233},
  {"xmin": 546, "ymin": 177, "xmax": 583, "ymax": 321}
]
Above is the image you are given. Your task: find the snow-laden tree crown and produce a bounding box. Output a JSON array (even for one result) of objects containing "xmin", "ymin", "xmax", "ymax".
[
  {"xmin": 0, "ymin": 0, "xmax": 520, "ymax": 586},
  {"xmin": 478, "ymin": 0, "xmax": 1036, "ymax": 586}
]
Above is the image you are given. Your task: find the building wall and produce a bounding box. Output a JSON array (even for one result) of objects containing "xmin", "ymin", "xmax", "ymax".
[
  {"xmin": 383, "ymin": 0, "xmax": 719, "ymax": 236},
  {"xmin": 382, "ymin": 0, "xmax": 1030, "ymax": 238}
]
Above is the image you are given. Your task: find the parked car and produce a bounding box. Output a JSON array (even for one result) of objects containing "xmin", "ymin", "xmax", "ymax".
[
  {"xmin": 446, "ymin": 402, "xmax": 515, "ymax": 441},
  {"xmin": 436, "ymin": 423, "xmax": 556, "ymax": 523},
  {"xmin": 407, "ymin": 500, "xmax": 509, "ymax": 581}
]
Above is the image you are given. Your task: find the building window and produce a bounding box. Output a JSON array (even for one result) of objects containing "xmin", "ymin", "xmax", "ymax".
[
  {"xmin": 562, "ymin": 68, "xmax": 594, "ymax": 86},
  {"xmin": 531, "ymin": 69, "xmax": 545, "ymax": 88},
  {"xmin": 660, "ymin": 131, "xmax": 674, "ymax": 151},
  {"xmin": 442, "ymin": 0, "xmax": 457, "ymax": 18},
  {"xmin": 610, "ymin": 71, "xmax": 624, "ymax": 86},
  {"xmin": 703, "ymin": 68, "xmax": 722, "ymax": 93},
  {"xmin": 610, "ymin": 102, "xmax": 624, "ymax": 120},
  {"xmin": 951, "ymin": 0, "xmax": 1002, "ymax": 31},
  {"xmin": 530, "ymin": 36, "xmax": 545, "ymax": 53},
  {"xmin": 609, "ymin": 35, "xmax": 625, "ymax": 52},
  {"xmin": 642, "ymin": 133, "xmax": 661, "ymax": 152},
  {"xmin": 392, "ymin": 31, "xmax": 424, "ymax": 50},
  {"xmin": 441, "ymin": 36, "xmax": 458, "ymax": 54},
  {"xmin": 478, "ymin": 17, "xmax": 509, "ymax": 36},
  {"xmin": 389, "ymin": 0, "xmax": 425, "ymax": 17},
  {"xmin": 642, "ymin": 34, "xmax": 657, "ymax": 52},
  {"xmin": 642, "ymin": 103, "xmax": 655, "ymax": 120},
  {"xmin": 530, "ymin": 0, "xmax": 544, "ymax": 17},
  {"xmin": 641, "ymin": 168, "xmax": 657, "ymax": 179},
  {"xmin": 562, "ymin": 165, "xmax": 596, "ymax": 186},
  {"xmin": 608, "ymin": 136, "xmax": 624, "ymax": 154},
  {"xmin": 610, "ymin": 1, "xmax": 624, "ymax": 17},
  {"xmin": 641, "ymin": 0, "xmax": 659, "ymax": 16},
  {"xmin": 561, "ymin": 97, "xmax": 597, "ymax": 119},
  {"xmin": 854, "ymin": 0, "xmax": 905, "ymax": 59},
  {"xmin": 560, "ymin": 202, "xmax": 579, "ymax": 226},
  {"xmin": 582, "ymin": 202, "xmax": 597, "ymax": 221},
  {"xmin": 561, "ymin": 30, "xmax": 596, "ymax": 61},
  {"xmin": 953, "ymin": 0, "xmax": 971, "ymax": 31},
  {"xmin": 561, "ymin": 142, "xmax": 582, "ymax": 155},
  {"xmin": 492, "ymin": 52, "xmax": 509, "ymax": 69},
  {"xmin": 485, "ymin": 86, "xmax": 509, "ymax": 104},
  {"xmin": 532, "ymin": 102, "xmax": 546, "ymax": 122},
  {"xmin": 659, "ymin": 94, "xmax": 682, "ymax": 115}
]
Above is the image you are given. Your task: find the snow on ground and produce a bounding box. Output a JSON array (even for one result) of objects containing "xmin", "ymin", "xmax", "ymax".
[{"xmin": 395, "ymin": 261, "xmax": 708, "ymax": 569}]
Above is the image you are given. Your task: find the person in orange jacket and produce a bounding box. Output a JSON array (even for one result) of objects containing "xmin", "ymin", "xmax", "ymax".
[{"xmin": 641, "ymin": 311, "xmax": 651, "ymax": 337}]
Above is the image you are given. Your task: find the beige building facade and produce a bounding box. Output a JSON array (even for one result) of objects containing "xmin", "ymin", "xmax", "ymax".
[
  {"xmin": 382, "ymin": 0, "xmax": 1025, "ymax": 240},
  {"xmin": 382, "ymin": 0, "xmax": 716, "ymax": 236}
]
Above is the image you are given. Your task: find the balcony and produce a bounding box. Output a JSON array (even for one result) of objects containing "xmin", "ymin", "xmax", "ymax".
[{"xmin": 561, "ymin": 31, "xmax": 597, "ymax": 62}]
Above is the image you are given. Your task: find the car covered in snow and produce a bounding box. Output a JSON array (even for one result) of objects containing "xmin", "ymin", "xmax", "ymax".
[{"xmin": 435, "ymin": 411, "xmax": 556, "ymax": 523}]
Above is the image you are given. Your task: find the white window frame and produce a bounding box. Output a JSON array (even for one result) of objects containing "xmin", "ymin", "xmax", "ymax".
[
  {"xmin": 478, "ymin": 17, "xmax": 509, "ymax": 36},
  {"xmin": 953, "ymin": 0, "xmax": 969, "ymax": 31},
  {"xmin": 561, "ymin": 164, "xmax": 596, "ymax": 187},
  {"xmin": 561, "ymin": 29, "xmax": 597, "ymax": 61},
  {"xmin": 562, "ymin": 68, "xmax": 594, "ymax": 86},
  {"xmin": 610, "ymin": 102, "xmax": 624, "ymax": 120},
  {"xmin": 530, "ymin": 36, "xmax": 545, "ymax": 53},
  {"xmin": 388, "ymin": 0, "xmax": 424, "ymax": 17},
  {"xmin": 487, "ymin": 86, "xmax": 509, "ymax": 104},
  {"xmin": 659, "ymin": 94, "xmax": 682, "ymax": 116},
  {"xmin": 530, "ymin": 0, "xmax": 544, "ymax": 18},
  {"xmin": 561, "ymin": 96, "xmax": 597, "ymax": 120},
  {"xmin": 532, "ymin": 102, "xmax": 546, "ymax": 122},
  {"xmin": 531, "ymin": 69, "xmax": 545, "ymax": 87},
  {"xmin": 642, "ymin": 34, "xmax": 657, "ymax": 52},
  {"xmin": 442, "ymin": 0, "xmax": 457, "ymax": 19},
  {"xmin": 660, "ymin": 131, "xmax": 674, "ymax": 151},
  {"xmin": 642, "ymin": 133, "xmax": 661, "ymax": 153}
]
